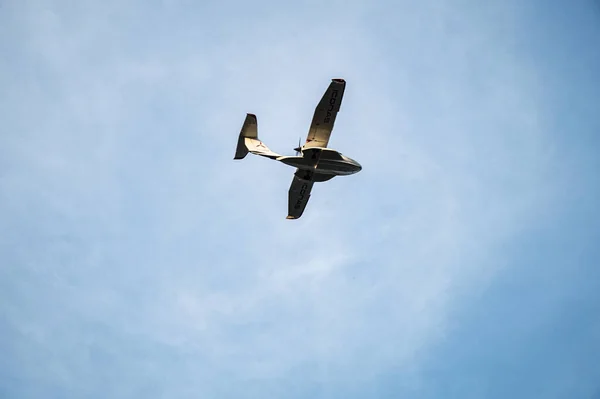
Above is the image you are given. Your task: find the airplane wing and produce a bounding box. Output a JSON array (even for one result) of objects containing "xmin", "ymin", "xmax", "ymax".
[
  {"xmin": 287, "ymin": 171, "xmax": 315, "ymax": 219},
  {"xmin": 304, "ymin": 78, "xmax": 346, "ymax": 149}
]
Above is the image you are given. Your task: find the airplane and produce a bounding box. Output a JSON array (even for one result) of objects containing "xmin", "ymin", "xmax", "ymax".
[{"xmin": 233, "ymin": 78, "xmax": 362, "ymax": 219}]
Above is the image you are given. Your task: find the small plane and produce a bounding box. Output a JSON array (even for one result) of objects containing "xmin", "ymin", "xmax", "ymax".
[{"xmin": 234, "ymin": 78, "xmax": 362, "ymax": 219}]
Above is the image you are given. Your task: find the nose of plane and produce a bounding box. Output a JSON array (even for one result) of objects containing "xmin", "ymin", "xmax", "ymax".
[{"xmin": 341, "ymin": 154, "xmax": 362, "ymax": 173}]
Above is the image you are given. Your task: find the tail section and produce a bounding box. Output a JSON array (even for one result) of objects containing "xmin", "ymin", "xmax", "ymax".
[{"xmin": 234, "ymin": 114, "xmax": 280, "ymax": 160}]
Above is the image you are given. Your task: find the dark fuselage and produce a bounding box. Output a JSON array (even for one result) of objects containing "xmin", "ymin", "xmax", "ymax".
[{"xmin": 276, "ymin": 148, "xmax": 362, "ymax": 176}]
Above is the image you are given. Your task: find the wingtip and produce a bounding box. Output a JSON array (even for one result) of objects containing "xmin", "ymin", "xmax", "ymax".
[
  {"xmin": 286, "ymin": 216, "xmax": 297, "ymax": 220},
  {"xmin": 332, "ymin": 78, "xmax": 345, "ymax": 84}
]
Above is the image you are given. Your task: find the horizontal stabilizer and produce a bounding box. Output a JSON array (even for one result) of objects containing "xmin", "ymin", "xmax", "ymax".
[{"xmin": 234, "ymin": 113, "xmax": 280, "ymax": 160}]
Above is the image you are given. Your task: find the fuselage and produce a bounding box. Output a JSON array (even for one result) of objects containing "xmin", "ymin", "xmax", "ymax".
[{"xmin": 276, "ymin": 147, "xmax": 362, "ymax": 176}]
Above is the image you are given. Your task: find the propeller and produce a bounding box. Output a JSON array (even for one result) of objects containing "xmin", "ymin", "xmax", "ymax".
[{"xmin": 294, "ymin": 137, "xmax": 302, "ymax": 156}]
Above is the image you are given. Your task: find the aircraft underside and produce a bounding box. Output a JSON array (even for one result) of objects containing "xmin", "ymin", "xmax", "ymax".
[
  {"xmin": 277, "ymin": 154, "xmax": 361, "ymax": 176},
  {"xmin": 234, "ymin": 78, "xmax": 361, "ymax": 219}
]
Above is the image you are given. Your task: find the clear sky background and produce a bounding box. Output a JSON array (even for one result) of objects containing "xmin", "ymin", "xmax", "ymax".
[{"xmin": 1, "ymin": 1, "xmax": 599, "ymax": 398}]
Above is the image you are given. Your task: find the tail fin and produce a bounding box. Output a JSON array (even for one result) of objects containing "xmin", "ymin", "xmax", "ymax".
[{"xmin": 234, "ymin": 113, "xmax": 280, "ymax": 160}]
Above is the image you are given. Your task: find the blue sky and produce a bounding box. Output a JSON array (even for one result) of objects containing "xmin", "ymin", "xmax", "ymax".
[{"xmin": 1, "ymin": 0, "xmax": 599, "ymax": 398}]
